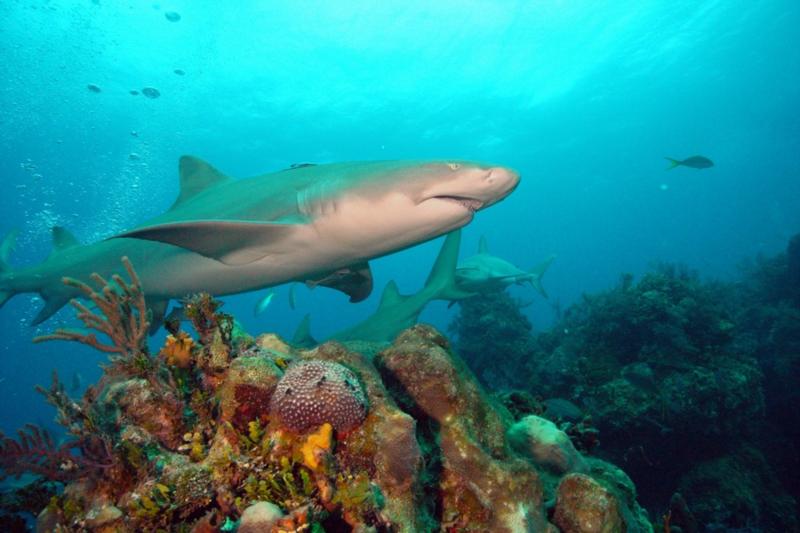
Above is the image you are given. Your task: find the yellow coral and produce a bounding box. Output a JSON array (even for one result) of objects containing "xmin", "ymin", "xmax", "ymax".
[
  {"xmin": 160, "ymin": 331, "xmax": 195, "ymax": 368},
  {"xmin": 301, "ymin": 423, "xmax": 333, "ymax": 470}
]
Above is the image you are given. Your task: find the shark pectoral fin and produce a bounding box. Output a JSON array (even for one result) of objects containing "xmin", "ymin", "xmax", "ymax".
[
  {"xmin": 307, "ymin": 262, "xmax": 373, "ymax": 303},
  {"xmin": 113, "ymin": 220, "xmax": 298, "ymax": 266}
]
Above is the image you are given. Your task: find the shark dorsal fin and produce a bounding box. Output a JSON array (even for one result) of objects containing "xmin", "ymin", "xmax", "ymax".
[
  {"xmin": 51, "ymin": 226, "xmax": 80, "ymax": 252},
  {"xmin": 478, "ymin": 235, "xmax": 489, "ymax": 254},
  {"xmin": 378, "ymin": 280, "xmax": 404, "ymax": 309},
  {"xmin": 425, "ymin": 230, "xmax": 474, "ymax": 301},
  {"xmin": 292, "ymin": 314, "xmax": 318, "ymax": 348},
  {"xmin": 171, "ymin": 156, "xmax": 232, "ymax": 210}
]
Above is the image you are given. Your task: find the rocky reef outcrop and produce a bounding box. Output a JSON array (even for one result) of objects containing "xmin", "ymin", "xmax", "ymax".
[
  {"xmin": 1, "ymin": 268, "xmax": 650, "ymax": 531},
  {"xmin": 450, "ymin": 243, "xmax": 800, "ymax": 532}
]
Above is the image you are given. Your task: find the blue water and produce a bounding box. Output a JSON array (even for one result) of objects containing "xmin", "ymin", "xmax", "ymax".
[{"xmin": 0, "ymin": 0, "xmax": 798, "ymax": 441}]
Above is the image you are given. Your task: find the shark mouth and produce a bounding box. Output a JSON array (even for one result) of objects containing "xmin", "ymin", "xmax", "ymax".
[{"xmin": 434, "ymin": 196, "xmax": 484, "ymax": 212}]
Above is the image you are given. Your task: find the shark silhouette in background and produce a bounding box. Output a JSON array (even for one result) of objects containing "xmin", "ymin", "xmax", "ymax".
[
  {"xmin": 454, "ymin": 235, "xmax": 555, "ymax": 298},
  {"xmin": 0, "ymin": 157, "xmax": 518, "ymax": 332}
]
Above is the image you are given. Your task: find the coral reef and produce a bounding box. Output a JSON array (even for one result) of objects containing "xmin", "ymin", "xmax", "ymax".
[
  {"xmin": 0, "ymin": 259, "xmax": 651, "ymax": 531},
  {"xmin": 449, "ymin": 290, "xmax": 538, "ymax": 389},
  {"xmin": 449, "ymin": 239, "xmax": 800, "ymax": 531},
  {"xmin": 677, "ymin": 446, "xmax": 798, "ymax": 532},
  {"xmin": 552, "ymin": 473, "xmax": 623, "ymax": 533}
]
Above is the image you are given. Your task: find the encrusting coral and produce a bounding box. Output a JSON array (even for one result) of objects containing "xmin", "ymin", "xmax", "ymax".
[{"xmin": 0, "ymin": 258, "xmax": 652, "ymax": 532}]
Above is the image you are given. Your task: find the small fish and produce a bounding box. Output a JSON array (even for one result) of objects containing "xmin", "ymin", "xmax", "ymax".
[
  {"xmin": 128, "ymin": 152, "xmax": 141, "ymax": 161},
  {"xmin": 129, "ymin": 90, "xmax": 140, "ymax": 96},
  {"xmin": 288, "ymin": 283, "xmax": 297, "ymax": 310},
  {"xmin": 164, "ymin": 11, "xmax": 181, "ymax": 22},
  {"xmin": 173, "ymin": 69, "xmax": 185, "ymax": 76},
  {"xmin": 87, "ymin": 84, "xmax": 101, "ymax": 93},
  {"xmin": 665, "ymin": 155, "xmax": 714, "ymax": 170},
  {"xmin": 254, "ymin": 292, "xmax": 275, "ymax": 316},
  {"xmin": 141, "ymin": 87, "xmax": 161, "ymax": 99}
]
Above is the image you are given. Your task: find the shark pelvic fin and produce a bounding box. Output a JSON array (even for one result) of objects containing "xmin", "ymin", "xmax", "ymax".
[
  {"xmin": 171, "ymin": 156, "xmax": 233, "ymax": 210},
  {"xmin": 51, "ymin": 226, "xmax": 80, "ymax": 253},
  {"xmin": 306, "ymin": 262, "xmax": 373, "ymax": 302},
  {"xmin": 113, "ymin": 220, "xmax": 298, "ymax": 266}
]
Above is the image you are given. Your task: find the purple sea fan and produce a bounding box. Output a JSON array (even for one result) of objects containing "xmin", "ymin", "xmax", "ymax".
[{"xmin": 0, "ymin": 424, "xmax": 113, "ymax": 482}]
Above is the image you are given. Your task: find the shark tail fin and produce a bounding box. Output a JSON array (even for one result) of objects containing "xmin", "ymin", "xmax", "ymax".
[
  {"xmin": 665, "ymin": 157, "xmax": 681, "ymax": 170},
  {"xmin": 0, "ymin": 229, "xmax": 20, "ymax": 309},
  {"xmin": 423, "ymin": 229, "xmax": 475, "ymax": 302},
  {"xmin": 527, "ymin": 254, "xmax": 556, "ymax": 298}
]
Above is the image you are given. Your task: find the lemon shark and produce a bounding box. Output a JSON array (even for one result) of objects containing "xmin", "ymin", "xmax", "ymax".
[
  {"xmin": 455, "ymin": 236, "xmax": 555, "ymax": 297},
  {"xmin": 0, "ymin": 157, "xmax": 519, "ymax": 331}
]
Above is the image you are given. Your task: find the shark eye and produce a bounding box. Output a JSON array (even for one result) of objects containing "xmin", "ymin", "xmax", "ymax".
[{"xmin": 447, "ymin": 163, "xmax": 460, "ymax": 170}]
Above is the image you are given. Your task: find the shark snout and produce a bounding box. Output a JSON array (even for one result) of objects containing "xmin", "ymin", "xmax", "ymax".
[{"xmin": 481, "ymin": 166, "xmax": 519, "ymax": 205}]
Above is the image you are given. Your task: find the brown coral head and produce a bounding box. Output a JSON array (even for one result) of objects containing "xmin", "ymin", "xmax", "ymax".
[{"xmin": 270, "ymin": 360, "xmax": 368, "ymax": 434}]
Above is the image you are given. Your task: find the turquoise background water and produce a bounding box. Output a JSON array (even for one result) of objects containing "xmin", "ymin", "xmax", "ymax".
[{"xmin": 1, "ymin": 1, "xmax": 798, "ymax": 437}]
